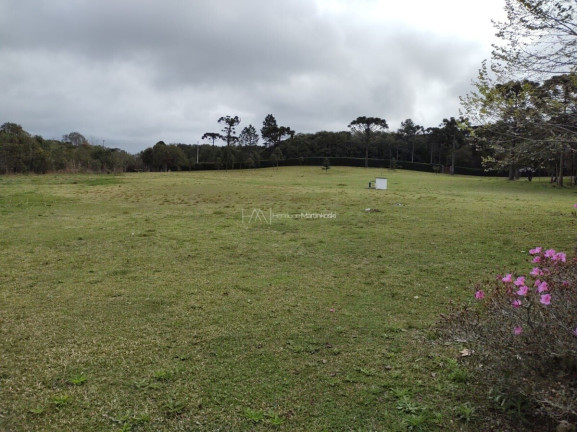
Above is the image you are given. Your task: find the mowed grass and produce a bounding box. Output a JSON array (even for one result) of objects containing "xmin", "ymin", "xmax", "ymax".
[{"xmin": 0, "ymin": 167, "xmax": 575, "ymax": 431}]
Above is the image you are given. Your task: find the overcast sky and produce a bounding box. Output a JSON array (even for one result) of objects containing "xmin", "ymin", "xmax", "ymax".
[{"xmin": 0, "ymin": 0, "xmax": 506, "ymax": 153}]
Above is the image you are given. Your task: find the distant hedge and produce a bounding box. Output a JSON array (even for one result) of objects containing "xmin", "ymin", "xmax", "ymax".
[
  {"xmin": 274, "ymin": 157, "xmax": 507, "ymax": 177},
  {"xmin": 177, "ymin": 157, "xmax": 508, "ymax": 177}
]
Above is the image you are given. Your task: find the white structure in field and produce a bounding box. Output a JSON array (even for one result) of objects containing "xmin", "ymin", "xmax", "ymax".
[{"xmin": 375, "ymin": 177, "xmax": 388, "ymax": 190}]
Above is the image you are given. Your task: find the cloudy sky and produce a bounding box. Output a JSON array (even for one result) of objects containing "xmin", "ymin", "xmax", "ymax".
[{"xmin": 0, "ymin": 0, "xmax": 505, "ymax": 153}]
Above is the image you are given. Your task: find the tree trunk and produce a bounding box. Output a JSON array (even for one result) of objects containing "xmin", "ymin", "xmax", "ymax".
[
  {"xmin": 451, "ymin": 137, "xmax": 456, "ymax": 175},
  {"xmin": 558, "ymin": 151, "xmax": 564, "ymax": 186},
  {"xmin": 508, "ymin": 164, "xmax": 515, "ymax": 181}
]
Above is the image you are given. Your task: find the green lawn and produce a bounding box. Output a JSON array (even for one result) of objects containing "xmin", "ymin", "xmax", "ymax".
[{"xmin": 0, "ymin": 167, "xmax": 575, "ymax": 431}]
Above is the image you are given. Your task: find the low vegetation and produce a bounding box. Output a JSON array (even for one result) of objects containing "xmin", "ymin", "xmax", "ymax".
[
  {"xmin": 0, "ymin": 167, "xmax": 575, "ymax": 431},
  {"xmin": 441, "ymin": 247, "xmax": 577, "ymax": 428}
]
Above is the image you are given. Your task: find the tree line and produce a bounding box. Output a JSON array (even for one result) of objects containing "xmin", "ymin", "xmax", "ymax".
[
  {"xmin": 3, "ymin": 1, "xmax": 576, "ymax": 181},
  {"xmin": 137, "ymin": 113, "xmax": 486, "ymax": 174},
  {"xmin": 1, "ymin": 113, "xmax": 487, "ymax": 175},
  {"xmin": 0, "ymin": 123, "xmax": 139, "ymax": 174}
]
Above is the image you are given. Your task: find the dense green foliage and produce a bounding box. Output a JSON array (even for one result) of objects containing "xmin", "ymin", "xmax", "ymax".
[
  {"xmin": 139, "ymin": 114, "xmax": 488, "ymax": 175},
  {"xmin": 463, "ymin": 0, "xmax": 577, "ymax": 184},
  {"xmin": 0, "ymin": 123, "xmax": 139, "ymax": 174},
  {"xmin": 462, "ymin": 69, "xmax": 577, "ymax": 183},
  {"xmin": 1, "ymin": 116, "xmax": 492, "ymax": 175}
]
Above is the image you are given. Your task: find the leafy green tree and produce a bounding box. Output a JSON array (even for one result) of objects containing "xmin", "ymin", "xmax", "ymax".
[
  {"xmin": 245, "ymin": 156, "xmax": 255, "ymax": 169},
  {"xmin": 440, "ymin": 117, "xmax": 469, "ymax": 175},
  {"xmin": 269, "ymin": 147, "xmax": 283, "ymax": 168},
  {"xmin": 461, "ymin": 64, "xmax": 543, "ymax": 179},
  {"xmin": 462, "ymin": 1, "xmax": 577, "ymax": 183},
  {"xmin": 91, "ymin": 145, "xmax": 114, "ymax": 171},
  {"xmin": 535, "ymin": 74, "xmax": 577, "ymax": 184},
  {"xmin": 0, "ymin": 123, "xmax": 49, "ymax": 173},
  {"xmin": 493, "ymin": 0, "xmax": 577, "ymax": 78},
  {"xmin": 348, "ymin": 116, "xmax": 388, "ymax": 167},
  {"xmin": 152, "ymin": 141, "xmax": 171, "ymax": 171},
  {"xmin": 261, "ymin": 114, "xmax": 294, "ymax": 147},
  {"xmin": 202, "ymin": 132, "xmax": 222, "ymax": 147},
  {"xmin": 140, "ymin": 147, "xmax": 153, "ymax": 169},
  {"xmin": 218, "ymin": 116, "xmax": 241, "ymax": 147},
  {"xmin": 109, "ymin": 148, "xmax": 137, "ymax": 173},
  {"xmin": 239, "ymin": 125, "xmax": 259, "ymax": 147},
  {"xmin": 426, "ymin": 126, "xmax": 444, "ymax": 165},
  {"xmin": 0, "ymin": 122, "xmax": 27, "ymax": 136},
  {"xmin": 261, "ymin": 114, "xmax": 279, "ymax": 147},
  {"xmin": 221, "ymin": 146, "xmax": 237, "ymax": 170},
  {"xmin": 62, "ymin": 132, "xmax": 89, "ymax": 147},
  {"xmin": 250, "ymin": 151, "xmax": 261, "ymax": 168},
  {"xmin": 397, "ymin": 119, "xmax": 424, "ymax": 163}
]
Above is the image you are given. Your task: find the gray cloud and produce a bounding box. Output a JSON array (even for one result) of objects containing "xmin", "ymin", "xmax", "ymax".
[{"xmin": 0, "ymin": 0, "xmax": 501, "ymax": 153}]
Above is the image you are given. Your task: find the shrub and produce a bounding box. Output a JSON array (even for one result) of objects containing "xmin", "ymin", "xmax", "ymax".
[{"xmin": 439, "ymin": 247, "xmax": 577, "ymax": 423}]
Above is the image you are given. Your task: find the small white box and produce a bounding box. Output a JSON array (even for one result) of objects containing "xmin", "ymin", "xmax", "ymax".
[{"xmin": 375, "ymin": 177, "xmax": 387, "ymax": 190}]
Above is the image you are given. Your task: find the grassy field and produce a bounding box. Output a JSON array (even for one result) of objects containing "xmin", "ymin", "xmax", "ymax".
[{"xmin": 1, "ymin": 167, "xmax": 575, "ymax": 431}]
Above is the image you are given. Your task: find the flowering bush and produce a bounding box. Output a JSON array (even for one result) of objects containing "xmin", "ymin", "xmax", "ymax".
[{"xmin": 440, "ymin": 247, "xmax": 577, "ymax": 423}]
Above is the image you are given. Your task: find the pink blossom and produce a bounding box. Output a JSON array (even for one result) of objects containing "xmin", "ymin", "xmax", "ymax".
[
  {"xmin": 553, "ymin": 252, "xmax": 567, "ymax": 263},
  {"xmin": 512, "ymin": 299, "xmax": 522, "ymax": 308},
  {"xmin": 475, "ymin": 290, "xmax": 485, "ymax": 300},
  {"xmin": 530, "ymin": 267, "xmax": 543, "ymax": 276},
  {"xmin": 329, "ymin": 308, "xmax": 335, "ymax": 313},
  {"xmin": 537, "ymin": 281, "xmax": 549, "ymax": 293},
  {"xmin": 540, "ymin": 294, "xmax": 552, "ymax": 305},
  {"xmin": 573, "ymin": 328, "xmax": 577, "ymax": 337},
  {"xmin": 532, "ymin": 256, "xmax": 542, "ymax": 263},
  {"xmin": 574, "ymin": 204, "xmax": 577, "ymax": 209},
  {"xmin": 529, "ymin": 247, "xmax": 542, "ymax": 255},
  {"xmin": 534, "ymin": 279, "xmax": 542, "ymax": 287},
  {"xmin": 545, "ymin": 249, "xmax": 556, "ymax": 258},
  {"xmin": 516, "ymin": 285, "xmax": 529, "ymax": 296},
  {"xmin": 514, "ymin": 326, "xmax": 523, "ymax": 335},
  {"xmin": 563, "ymin": 281, "xmax": 570, "ymax": 287},
  {"xmin": 501, "ymin": 273, "xmax": 513, "ymax": 283},
  {"xmin": 514, "ymin": 276, "xmax": 526, "ymax": 287}
]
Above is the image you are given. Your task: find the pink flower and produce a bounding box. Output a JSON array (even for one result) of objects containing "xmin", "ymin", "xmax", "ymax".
[
  {"xmin": 502, "ymin": 274, "xmax": 513, "ymax": 283},
  {"xmin": 573, "ymin": 328, "xmax": 577, "ymax": 337},
  {"xmin": 512, "ymin": 299, "xmax": 522, "ymax": 308},
  {"xmin": 329, "ymin": 308, "xmax": 335, "ymax": 313},
  {"xmin": 553, "ymin": 253, "xmax": 566, "ymax": 263},
  {"xmin": 537, "ymin": 281, "xmax": 549, "ymax": 293},
  {"xmin": 530, "ymin": 267, "xmax": 543, "ymax": 276},
  {"xmin": 529, "ymin": 247, "xmax": 542, "ymax": 255},
  {"xmin": 563, "ymin": 281, "xmax": 570, "ymax": 287},
  {"xmin": 573, "ymin": 204, "xmax": 577, "ymax": 209},
  {"xmin": 514, "ymin": 326, "xmax": 523, "ymax": 335},
  {"xmin": 475, "ymin": 290, "xmax": 485, "ymax": 300},
  {"xmin": 534, "ymin": 279, "xmax": 541, "ymax": 287},
  {"xmin": 514, "ymin": 276, "xmax": 526, "ymax": 286},
  {"xmin": 532, "ymin": 256, "xmax": 542, "ymax": 263},
  {"xmin": 540, "ymin": 294, "xmax": 552, "ymax": 305},
  {"xmin": 516, "ymin": 285, "xmax": 529, "ymax": 296},
  {"xmin": 545, "ymin": 249, "xmax": 556, "ymax": 258}
]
